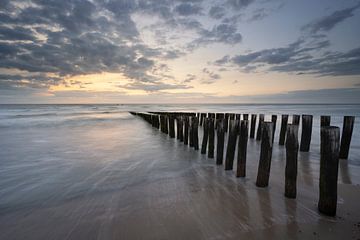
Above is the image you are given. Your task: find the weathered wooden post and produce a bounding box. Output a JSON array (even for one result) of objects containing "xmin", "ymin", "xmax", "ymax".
[
  {"xmin": 279, "ymin": 114, "xmax": 289, "ymax": 145},
  {"xmin": 256, "ymin": 114, "xmax": 265, "ymax": 141},
  {"xmin": 236, "ymin": 120, "xmax": 248, "ymax": 177},
  {"xmin": 192, "ymin": 117, "xmax": 199, "ymax": 150},
  {"xmin": 189, "ymin": 116, "xmax": 194, "ymax": 147},
  {"xmin": 300, "ymin": 115, "xmax": 313, "ymax": 152},
  {"xmin": 225, "ymin": 119, "xmax": 238, "ymax": 170},
  {"xmin": 285, "ymin": 124, "xmax": 299, "ymax": 198},
  {"xmin": 292, "ymin": 115, "xmax": 300, "ymax": 125},
  {"xmin": 250, "ymin": 114, "xmax": 257, "ymax": 139},
  {"xmin": 321, "ymin": 116, "xmax": 331, "ymax": 127},
  {"xmin": 160, "ymin": 115, "xmax": 166, "ymax": 133},
  {"xmin": 164, "ymin": 115, "xmax": 169, "ymax": 134},
  {"xmin": 169, "ymin": 115, "xmax": 175, "ymax": 138},
  {"xmin": 271, "ymin": 115, "xmax": 277, "ymax": 143},
  {"xmin": 256, "ymin": 122, "xmax": 274, "ymax": 187},
  {"xmin": 201, "ymin": 118, "xmax": 209, "ymax": 154},
  {"xmin": 208, "ymin": 118, "xmax": 215, "ymax": 158},
  {"xmin": 224, "ymin": 113, "xmax": 229, "ymax": 132},
  {"xmin": 178, "ymin": 117, "xmax": 184, "ymax": 142},
  {"xmin": 318, "ymin": 126, "xmax": 340, "ymax": 216},
  {"xmin": 184, "ymin": 116, "xmax": 189, "ymax": 145},
  {"xmin": 243, "ymin": 114, "xmax": 249, "ymax": 121},
  {"xmin": 235, "ymin": 114, "xmax": 241, "ymax": 120},
  {"xmin": 216, "ymin": 118, "xmax": 225, "ymax": 165},
  {"xmin": 199, "ymin": 113, "xmax": 204, "ymax": 126},
  {"xmin": 339, "ymin": 116, "xmax": 355, "ymax": 159}
]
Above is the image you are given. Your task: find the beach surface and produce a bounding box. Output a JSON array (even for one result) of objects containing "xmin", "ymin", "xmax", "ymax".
[{"xmin": 0, "ymin": 104, "xmax": 360, "ymax": 239}]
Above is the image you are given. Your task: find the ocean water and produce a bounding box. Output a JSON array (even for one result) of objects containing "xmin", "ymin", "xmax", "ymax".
[{"xmin": 0, "ymin": 104, "xmax": 359, "ymax": 239}]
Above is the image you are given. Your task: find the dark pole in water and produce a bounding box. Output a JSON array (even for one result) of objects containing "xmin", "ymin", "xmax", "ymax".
[
  {"xmin": 192, "ymin": 117, "xmax": 199, "ymax": 150},
  {"xmin": 321, "ymin": 116, "xmax": 331, "ymax": 127},
  {"xmin": 271, "ymin": 115, "xmax": 277, "ymax": 143},
  {"xmin": 256, "ymin": 114, "xmax": 265, "ymax": 141},
  {"xmin": 300, "ymin": 115, "xmax": 313, "ymax": 152},
  {"xmin": 216, "ymin": 118, "xmax": 225, "ymax": 165},
  {"xmin": 339, "ymin": 116, "xmax": 355, "ymax": 159},
  {"xmin": 243, "ymin": 114, "xmax": 249, "ymax": 121},
  {"xmin": 208, "ymin": 118, "xmax": 215, "ymax": 158},
  {"xmin": 250, "ymin": 114, "xmax": 257, "ymax": 139},
  {"xmin": 285, "ymin": 124, "xmax": 299, "ymax": 198},
  {"xmin": 169, "ymin": 115, "xmax": 175, "ymax": 138},
  {"xmin": 179, "ymin": 117, "xmax": 184, "ymax": 142},
  {"xmin": 279, "ymin": 115, "xmax": 289, "ymax": 146},
  {"xmin": 256, "ymin": 122, "xmax": 274, "ymax": 187},
  {"xmin": 235, "ymin": 114, "xmax": 241, "ymax": 120},
  {"xmin": 164, "ymin": 115, "xmax": 169, "ymax": 134},
  {"xmin": 292, "ymin": 115, "xmax": 300, "ymax": 125},
  {"xmin": 189, "ymin": 116, "xmax": 194, "ymax": 147},
  {"xmin": 201, "ymin": 118, "xmax": 209, "ymax": 154},
  {"xmin": 224, "ymin": 113, "xmax": 229, "ymax": 132},
  {"xmin": 236, "ymin": 120, "xmax": 248, "ymax": 177},
  {"xmin": 318, "ymin": 126, "xmax": 340, "ymax": 216},
  {"xmin": 184, "ymin": 116, "xmax": 189, "ymax": 145},
  {"xmin": 225, "ymin": 119, "xmax": 238, "ymax": 170}
]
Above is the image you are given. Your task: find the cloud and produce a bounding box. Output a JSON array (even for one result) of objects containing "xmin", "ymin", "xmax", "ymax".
[
  {"xmin": 119, "ymin": 81, "xmax": 193, "ymax": 92},
  {"xmin": 201, "ymin": 68, "xmax": 221, "ymax": 84},
  {"xmin": 183, "ymin": 74, "xmax": 197, "ymax": 83},
  {"xmin": 174, "ymin": 3, "xmax": 202, "ymax": 16},
  {"xmin": 213, "ymin": 36, "xmax": 360, "ymax": 76},
  {"xmin": 302, "ymin": 3, "xmax": 360, "ymax": 34},
  {"xmin": 227, "ymin": 0, "xmax": 256, "ymax": 10},
  {"xmin": 209, "ymin": 6, "xmax": 226, "ymax": 19}
]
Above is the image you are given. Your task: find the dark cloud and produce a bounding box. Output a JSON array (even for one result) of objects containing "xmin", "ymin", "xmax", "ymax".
[
  {"xmin": 212, "ymin": 36, "xmax": 360, "ymax": 76},
  {"xmin": 209, "ymin": 6, "xmax": 226, "ymax": 19},
  {"xmin": 302, "ymin": 3, "xmax": 360, "ymax": 34},
  {"xmin": 174, "ymin": 3, "xmax": 202, "ymax": 16},
  {"xmin": 227, "ymin": 0, "xmax": 256, "ymax": 10}
]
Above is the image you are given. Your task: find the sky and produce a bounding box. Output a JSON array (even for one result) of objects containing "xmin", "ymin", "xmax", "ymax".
[{"xmin": 0, "ymin": 0, "xmax": 360, "ymax": 103}]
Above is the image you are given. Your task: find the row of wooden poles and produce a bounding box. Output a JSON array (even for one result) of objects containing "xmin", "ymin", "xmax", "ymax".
[{"xmin": 129, "ymin": 111, "xmax": 355, "ymax": 216}]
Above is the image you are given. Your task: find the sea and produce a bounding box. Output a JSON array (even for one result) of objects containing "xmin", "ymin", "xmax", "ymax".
[{"xmin": 0, "ymin": 104, "xmax": 359, "ymax": 239}]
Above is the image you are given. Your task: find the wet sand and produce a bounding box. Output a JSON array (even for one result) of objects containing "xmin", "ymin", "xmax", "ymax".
[{"xmin": 0, "ymin": 113, "xmax": 359, "ymax": 239}]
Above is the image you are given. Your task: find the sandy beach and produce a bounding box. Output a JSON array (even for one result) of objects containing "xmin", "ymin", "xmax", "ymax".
[{"xmin": 0, "ymin": 108, "xmax": 359, "ymax": 240}]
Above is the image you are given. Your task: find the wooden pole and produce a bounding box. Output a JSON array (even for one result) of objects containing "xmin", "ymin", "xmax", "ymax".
[
  {"xmin": 189, "ymin": 116, "xmax": 194, "ymax": 147},
  {"xmin": 256, "ymin": 114, "xmax": 265, "ymax": 141},
  {"xmin": 236, "ymin": 120, "xmax": 248, "ymax": 177},
  {"xmin": 243, "ymin": 114, "xmax": 249, "ymax": 121},
  {"xmin": 169, "ymin": 115, "xmax": 175, "ymax": 138},
  {"xmin": 250, "ymin": 114, "xmax": 257, "ymax": 139},
  {"xmin": 235, "ymin": 114, "xmax": 241, "ymax": 120},
  {"xmin": 285, "ymin": 124, "xmax": 299, "ymax": 198},
  {"xmin": 216, "ymin": 118, "xmax": 225, "ymax": 165},
  {"xmin": 279, "ymin": 114, "xmax": 289, "ymax": 146},
  {"xmin": 271, "ymin": 115, "xmax": 277, "ymax": 143},
  {"xmin": 179, "ymin": 116, "xmax": 184, "ymax": 142},
  {"xmin": 164, "ymin": 115, "xmax": 169, "ymax": 134},
  {"xmin": 321, "ymin": 115, "xmax": 331, "ymax": 127},
  {"xmin": 292, "ymin": 115, "xmax": 300, "ymax": 125},
  {"xmin": 208, "ymin": 118, "xmax": 215, "ymax": 158},
  {"xmin": 184, "ymin": 116, "xmax": 189, "ymax": 145},
  {"xmin": 201, "ymin": 118, "xmax": 209, "ymax": 154},
  {"xmin": 318, "ymin": 126, "xmax": 340, "ymax": 216},
  {"xmin": 256, "ymin": 122, "xmax": 274, "ymax": 187},
  {"xmin": 300, "ymin": 115, "xmax": 313, "ymax": 152},
  {"xmin": 192, "ymin": 117, "xmax": 199, "ymax": 150},
  {"xmin": 225, "ymin": 119, "xmax": 238, "ymax": 170},
  {"xmin": 224, "ymin": 113, "xmax": 229, "ymax": 132},
  {"xmin": 339, "ymin": 116, "xmax": 355, "ymax": 159}
]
